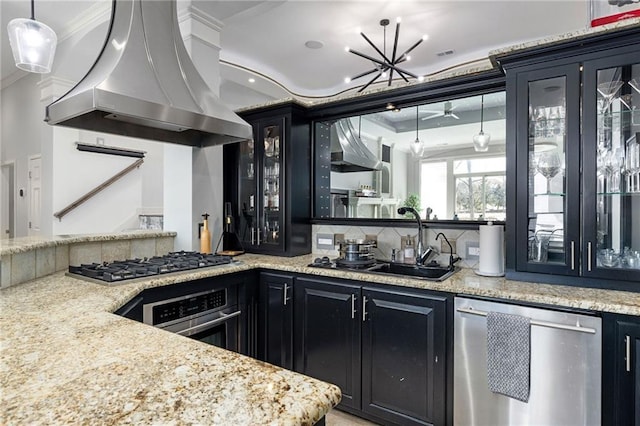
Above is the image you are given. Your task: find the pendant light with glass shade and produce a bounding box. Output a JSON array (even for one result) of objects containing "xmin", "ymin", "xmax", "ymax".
[
  {"xmin": 7, "ymin": 0, "xmax": 57, "ymax": 74},
  {"xmin": 473, "ymin": 95, "xmax": 491, "ymax": 152},
  {"xmin": 411, "ymin": 106, "xmax": 425, "ymax": 157}
]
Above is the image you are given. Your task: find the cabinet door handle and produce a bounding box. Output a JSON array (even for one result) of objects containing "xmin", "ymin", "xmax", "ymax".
[
  {"xmin": 625, "ymin": 335, "xmax": 631, "ymax": 372},
  {"xmin": 587, "ymin": 241, "xmax": 592, "ymax": 272},
  {"xmin": 362, "ymin": 296, "xmax": 368, "ymax": 322},
  {"xmin": 257, "ymin": 227, "xmax": 261, "ymax": 245},
  {"xmin": 351, "ymin": 294, "xmax": 357, "ymax": 319},
  {"xmin": 283, "ymin": 283, "xmax": 289, "ymax": 306},
  {"xmin": 570, "ymin": 241, "xmax": 575, "ymax": 271},
  {"xmin": 251, "ymin": 227, "xmax": 255, "ymax": 245}
]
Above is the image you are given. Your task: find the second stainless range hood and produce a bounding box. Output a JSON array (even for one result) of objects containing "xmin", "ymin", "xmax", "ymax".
[
  {"xmin": 45, "ymin": 0, "xmax": 252, "ymax": 147},
  {"xmin": 331, "ymin": 119, "xmax": 382, "ymax": 173}
]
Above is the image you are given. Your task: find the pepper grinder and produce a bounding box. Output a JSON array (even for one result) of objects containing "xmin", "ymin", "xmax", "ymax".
[{"xmin": 200, "ymin": 213, "xmax": 212, "ymax": 254}]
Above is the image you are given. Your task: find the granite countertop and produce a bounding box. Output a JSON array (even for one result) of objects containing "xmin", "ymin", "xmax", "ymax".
[
  {"xmin": 243, "ymin": 254, "xmax": 640, "ymax": 316},
  {"xmin": 0, "ymin": 231, "xmax": 177, "ymax": 256},
  {"xmin": 2, "ymin": 253, "xmax": 638, "ymax": 424},
  {"xmin": 0, "ymin": 259, "xmax": 340, "ymax": 425}
]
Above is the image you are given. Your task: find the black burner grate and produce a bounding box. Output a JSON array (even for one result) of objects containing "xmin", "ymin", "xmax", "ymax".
[{"xmin": 69, "ymin": 251, "xmax": 233, "ymax": 283}]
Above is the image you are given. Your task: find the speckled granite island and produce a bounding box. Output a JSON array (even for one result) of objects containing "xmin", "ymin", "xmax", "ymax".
[
  {"xmin": 0, "ymin": 256, "xmax": 341, "ymax": 425},
  {"xmin": 2, "ymin": 250, "xmax": 639, "ymax": 425}
]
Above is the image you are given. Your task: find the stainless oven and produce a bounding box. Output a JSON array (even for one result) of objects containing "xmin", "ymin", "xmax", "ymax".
[{"xmin": 143, "ymin": 286, "xmax": 241, "ymax": 352}]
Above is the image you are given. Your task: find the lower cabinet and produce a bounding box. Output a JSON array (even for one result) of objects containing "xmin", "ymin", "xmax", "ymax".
[
  {"xmin": 293, "ymin": 277, "xmax": 362, "ymax": 410},
  {"xmin": 603, "ymin": 313, "xmax": 640, "ymax": 426},
  {"xmin": 294, "ymin": 276, "xmax": 450, "ymax": 426},
  {"xmin": 259, "ymin": 272, "xmax": 293, "ymax": 369}
]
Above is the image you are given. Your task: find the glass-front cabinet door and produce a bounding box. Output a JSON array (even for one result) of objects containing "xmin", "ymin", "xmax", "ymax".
[
  {"xmin": 583, "ymin": 54, "xmax": 640, "ymax": 281},
  {"xmin": 516, "ymin": 65, "xmax": 581, "ymax": 275},
  {"xmin": 237, "ymin": 131, "xmax": 257, "ymax": 250},
  {"xmin": 260, "ymin": 121, "xmax": 284, "ymax": 251},
  {"xmin": 236, "ymin": 118, "xmax": 285, "ymax": 253}
]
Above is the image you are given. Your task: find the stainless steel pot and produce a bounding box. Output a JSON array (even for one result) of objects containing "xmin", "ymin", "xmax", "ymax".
[{"xmin": 338, "ymin": 239, "xmax": 375, "ymax": 263}]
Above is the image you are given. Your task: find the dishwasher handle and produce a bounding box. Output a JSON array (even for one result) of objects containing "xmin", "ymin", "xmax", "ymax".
[{"xmin": 456, "ymin": 306, "xmax": 596, "ymax": 334}]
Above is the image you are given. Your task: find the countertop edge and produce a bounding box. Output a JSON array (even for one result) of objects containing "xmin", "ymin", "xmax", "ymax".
[{"xmin": 0, "ymin": 231, "xmax": 177, "ymax": 256}]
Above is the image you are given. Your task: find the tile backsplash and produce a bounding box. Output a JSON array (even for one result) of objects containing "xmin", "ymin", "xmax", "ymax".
[
  {"xmin": 1, "ymin": 235, "xmax": 175, "ymax": 289},
  {"xmin": 312, "ymin": 224, "xmax": 481, "ymax": 270}
]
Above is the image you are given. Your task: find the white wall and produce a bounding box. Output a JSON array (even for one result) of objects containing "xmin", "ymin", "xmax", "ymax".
[
  {"xmin": 192, "ymin": 146, "xmax": 224, "ymax": 252},
  {"xmin": 0, "ymin": 73, "xmax": 46, "ymax": 237},
  {"xmin": 393, "ymin": 149, "xmax": 409, "ymax": 203},
  {"xmin": 50, "ymin": 128, "xmax": 165, "ymax": 235},
  {"xmin": 1, "ymin": 2, "xmax": 224, "ymax": 242},
  {"xmin": 164, "ymin": 144, "xmax": 193, "ymax": 250}
]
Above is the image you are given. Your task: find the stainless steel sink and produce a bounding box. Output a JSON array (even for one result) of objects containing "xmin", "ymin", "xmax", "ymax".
[{"xmin": 366, "ymin": 262, "xmax": 459, "ymax": 281}]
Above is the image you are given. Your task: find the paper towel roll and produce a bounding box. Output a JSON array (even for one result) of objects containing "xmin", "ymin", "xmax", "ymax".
[{"xmin": 477, "ymin": 222, "xmax": 505, "ymax": 276}]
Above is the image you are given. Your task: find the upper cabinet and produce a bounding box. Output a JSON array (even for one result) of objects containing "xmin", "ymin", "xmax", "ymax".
[
  {"xmin": 502, "ymin": 28, "xmax": 640, "ymax": 287},
  {"xmin": 223, "ymin": 104, "xmax": 312, "ymax": 256},
  {"xmin": 583, "ymin": 57, "xmax": 640, "ymax": 282}
]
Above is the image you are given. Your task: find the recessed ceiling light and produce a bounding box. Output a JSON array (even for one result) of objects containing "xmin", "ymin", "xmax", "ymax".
[
  {"xmin": 305, "ymin": 40, "xmax": 324, "ymax": 49},
  {"xmin": 248, "ymin": 78, "xmax": 255, "ymax": 83}
]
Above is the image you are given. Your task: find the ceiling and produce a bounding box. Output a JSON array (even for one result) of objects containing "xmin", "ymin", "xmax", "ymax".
[{"xmin": 1, "ymin": 0, "xmax": 590, "ymax": 103}]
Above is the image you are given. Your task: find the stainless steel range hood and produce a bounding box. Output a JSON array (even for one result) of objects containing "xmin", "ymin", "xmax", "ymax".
[
  {"xmin": 331, "ymin": 119, "xmax": 382, "ymax": 173},
  {"xmin": 45, "ymin": 0, "xmax": 252, "ymax": 147}
]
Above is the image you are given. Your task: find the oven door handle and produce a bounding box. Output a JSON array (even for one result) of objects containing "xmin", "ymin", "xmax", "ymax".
[{"xmin": 175, "ymin": 310, "xmax": 242, "ymax": 337}]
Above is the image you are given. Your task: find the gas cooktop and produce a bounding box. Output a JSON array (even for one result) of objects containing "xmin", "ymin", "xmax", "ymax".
[{"xmin": 68, "ymin": 251, "xmax": 236, "ymax": 284}]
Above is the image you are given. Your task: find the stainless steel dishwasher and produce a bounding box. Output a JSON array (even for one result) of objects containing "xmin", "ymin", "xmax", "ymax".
[{"xmin": 454, "ymin": 297, "xmax": 602, "ymax": 426}]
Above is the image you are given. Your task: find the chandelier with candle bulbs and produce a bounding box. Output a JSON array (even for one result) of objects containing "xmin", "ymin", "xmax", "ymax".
[{"xmin": 344, "ymin": 18, "xmax": 428, "ymax": 93}]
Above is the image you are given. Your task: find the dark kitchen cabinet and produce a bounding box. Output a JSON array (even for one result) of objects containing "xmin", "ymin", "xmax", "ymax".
[
  {"xmin": 223, "ymin": 103, "xmax": 311, "ymax": 256},
  {"xmin": 258, "ymin": 272, "xmax": 293, "ymax": 369},
  {"xmin": 293, "ymin": 277, "xmax": 362, "ymax": 410},
  {"xmin": 603, "ymin": 313, "xmax": 640, "ymax": 426},
  {"xmin": 294, "ymin": 276, "xmax": 450, "ymax": 425},
  {"xmin": 501, "ymin": 29, "xmax": 640, "ymax": 287}
]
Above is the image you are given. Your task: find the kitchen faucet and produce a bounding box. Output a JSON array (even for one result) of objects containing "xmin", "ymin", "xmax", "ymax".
[
  {"xmin": 397, "ymin": 206, "xmax": 434, "ymax": 265},
  {"xmin": 435, "ymin": 232, "xmax": 460, "ymax": 270}
]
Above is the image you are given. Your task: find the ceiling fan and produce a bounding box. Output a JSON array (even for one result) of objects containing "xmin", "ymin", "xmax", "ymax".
[{"xmin": 421, "ymin": 101, "xmax": 460, "ymax": 120}]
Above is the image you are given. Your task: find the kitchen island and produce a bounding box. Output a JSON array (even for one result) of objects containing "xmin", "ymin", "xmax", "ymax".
[
  {"xmin": 2, "ymin": 251, "xmax": 639, "ymax": 425},
  {"xmin": 0, "ymin": 260, "xmax": 340, "ymax": 425}
]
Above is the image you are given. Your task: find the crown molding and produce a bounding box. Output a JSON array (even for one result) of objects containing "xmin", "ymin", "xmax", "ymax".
[
  {"xmin": 178, "ymin": 5, "xmax": 223, "ymax": 50},
  {"xmin": 37, "ymin": 76, "xmax": 76, "ymax": 102},
  {"xmin": 57, "ymin": 1, "xmax": 112, "ymax": 43}
]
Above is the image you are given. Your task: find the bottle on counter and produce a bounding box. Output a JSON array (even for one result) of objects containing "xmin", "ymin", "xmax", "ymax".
[
  {"xmin": 200, "ymin": 213, "xmax": 212, "ymax": 254},
  {"xmin": 404, "ymin": 235, "xmax": 415, "ymax": 264}
]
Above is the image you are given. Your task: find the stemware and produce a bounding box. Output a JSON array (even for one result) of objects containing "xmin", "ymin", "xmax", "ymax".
[
  {"xmin": 604, "ymin": 148, "xmax": 623, "ymax": 193},
  {"xmin": 629, "ymin": 78, "xmax": 640, "ymax": 95},
  {"xmin": 537, "ymin": 151, "xmax": 562, "ymax": 194},
  {"xmin": 597, "ymin": 80, "xmax": 625, "ymax": 112},
  {"xmin": 627, "ymin": 139, "xmax": 640, "ymax": 193},
  {"xmin": 534, "ymin": 106, "xmax": 547, "ymax": 138}
]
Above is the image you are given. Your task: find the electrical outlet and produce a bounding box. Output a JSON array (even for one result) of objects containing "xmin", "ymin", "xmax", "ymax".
[
  {"xmin": 365, "ymin": 234, "xmax": 377, "ymax": 247},
  {"xmin": 466, "ymin": 241, "xmax": 480, "ymax": 260},
  {"xmin": 440, "ymin": 238, "xmax": 456, "ymax": 254}
]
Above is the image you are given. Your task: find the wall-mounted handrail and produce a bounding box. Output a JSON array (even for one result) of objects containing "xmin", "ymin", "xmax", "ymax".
[{"xmin": 53, "ymin": 158, "xmax": 144, "ymax": 221}]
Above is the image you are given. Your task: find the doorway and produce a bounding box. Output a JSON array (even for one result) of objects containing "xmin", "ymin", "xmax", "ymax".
[
  {"xmin": 1, "ymin": 162, "xmax": 15, "ymax": 239},
  {"xmin": 28, "ymin": 155, "xmax": 42, "ymax": 236}
]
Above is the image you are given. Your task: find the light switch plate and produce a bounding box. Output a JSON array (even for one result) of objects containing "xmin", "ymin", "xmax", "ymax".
[{"xmin": 316, "ymin": 233, "xmax": 335, "ymax": 250}]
